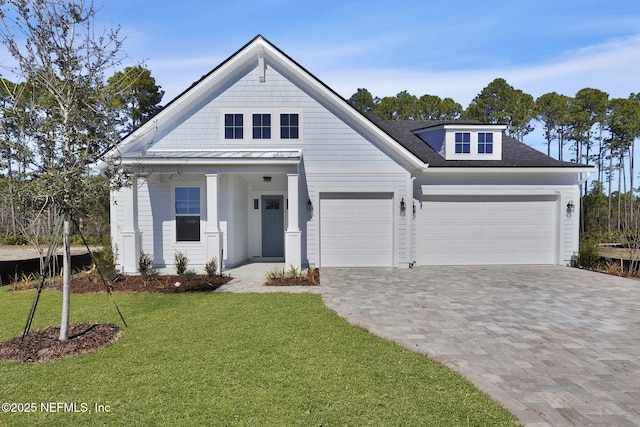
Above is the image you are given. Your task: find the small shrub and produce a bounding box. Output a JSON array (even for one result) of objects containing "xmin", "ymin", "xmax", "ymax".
[
  {"xmin": 288, "ymin": 264, "xmax": 299, "ymax": 278},
  {"xmin": 174, "ymin": 251, "xmax": 189, "ymax": 275},
  {"xmin": 265, "ymin": 265, "xmax": 319, "ymax": 286},
  {"xmin": 605, "ymin": 261, "xmax": 623, "ymax": 276},
  {"xmin": 183, "ymin": 269, "xmax": 198, "ymax": 280},
  {"xmin": 306, "ymin": 266, "xmax": 319, "ymax": 285},
  {"xmin": 205, "ymin": 257, "xmax": 219, "ymax": 277},
  {"xmin": 138, "ymin": 251, "xmax": 157, "ymax": 278},
  {"xmin": 0, "ymin": 234, "xmax": 29, "ymax": 245},
  {"xmin": 576, "ymin": 240, "xmax": 603, "ymax": 270},
  {"xmin": 92, "ymin": 244, "xmax": 118, "ymax": 280}
]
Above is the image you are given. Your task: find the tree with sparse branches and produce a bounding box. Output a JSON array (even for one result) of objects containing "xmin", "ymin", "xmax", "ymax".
[{"xmin": 0, "ymin": 0, "xmax": 125, "ymax": 341}]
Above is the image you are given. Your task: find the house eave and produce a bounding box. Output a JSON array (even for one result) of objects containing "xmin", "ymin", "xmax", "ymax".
[{"xmin": 421, "ymin": 166, "xmax": 597, "ymax": 175}]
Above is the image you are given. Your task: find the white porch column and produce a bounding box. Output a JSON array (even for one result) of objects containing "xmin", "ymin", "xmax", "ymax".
[
  {"xmin": 205, "ymin": 174, "xmax": 224, "ymax": 274},
  {"xmin": 285, "ymin": 173, "xmax": 302, "ymax": 270},
  {"xmin": 120, "ymin": 179, "xmax": 140, "ymax": 274}
]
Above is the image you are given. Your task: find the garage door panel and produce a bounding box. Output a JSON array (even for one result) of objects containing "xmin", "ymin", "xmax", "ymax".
[
  {"xmin": 418, "ymin": 196, "xmax": 556, "ymax": 265},
  {"xmin": 320, "ymin": 194, "xmax": 393, "ymax": 267}
]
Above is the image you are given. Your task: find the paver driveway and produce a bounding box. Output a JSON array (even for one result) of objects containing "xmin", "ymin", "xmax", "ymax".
[{"xmin": 319, "ymin": 265, "xmax": 640, "ymax": 427}]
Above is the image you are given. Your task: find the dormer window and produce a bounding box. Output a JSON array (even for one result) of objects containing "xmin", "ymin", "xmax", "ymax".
[
  {"xmin": 455, "ymin": 132, "xmax": 470, "ymax": 154},
  {"xmin": 478, "ymin": 133, "xmax": 493, "ymax": 154},
  {"xmin": 413, "ymin": 123, "xmax": 505, "ymax": 161}
]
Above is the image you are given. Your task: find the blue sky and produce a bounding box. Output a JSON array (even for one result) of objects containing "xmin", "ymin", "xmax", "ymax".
[{"xmin": 99, "ymin": 0, "xmax": 639, "ymax": 150}]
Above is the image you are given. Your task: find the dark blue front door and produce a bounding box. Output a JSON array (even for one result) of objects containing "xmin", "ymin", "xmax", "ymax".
[{"xmin": 261, "ymin": 195, "xmax": 284, "ymax": 257}]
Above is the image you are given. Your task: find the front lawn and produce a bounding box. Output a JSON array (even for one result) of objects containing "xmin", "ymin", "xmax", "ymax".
[{"xmin": 0, "ymin": 286, "xmax": 519, "ymax": 426}]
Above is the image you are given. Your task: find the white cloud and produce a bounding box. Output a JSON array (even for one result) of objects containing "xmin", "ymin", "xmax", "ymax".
[{"xmin": 322, "ymin": 33, "xmax": 640, "ymax": 106}]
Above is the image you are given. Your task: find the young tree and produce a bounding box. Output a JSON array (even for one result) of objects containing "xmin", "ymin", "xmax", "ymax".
[
  {"xmin": 0, "ymin": 0, "xmax": 124, "ymax": 340},
  {"xmin": 108, "ymin": 65, "xmax": 164, "ymax": 133}
]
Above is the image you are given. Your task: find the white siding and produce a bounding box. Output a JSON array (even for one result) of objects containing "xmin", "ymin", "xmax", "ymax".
[{"xmin": 146, "ymin": 61, "xmax": 401, "ymax": 169}]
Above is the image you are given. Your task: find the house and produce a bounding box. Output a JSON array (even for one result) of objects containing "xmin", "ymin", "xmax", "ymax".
[{"xmin": 97, "ymin": 35, "xmax": 595, "ymax": 274}]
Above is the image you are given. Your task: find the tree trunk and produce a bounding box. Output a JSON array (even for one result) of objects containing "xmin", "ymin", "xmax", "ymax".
[
  {"xmin": 630, "ymin": 141, "xmax": 635, "ymax": 225},
  {"xmin": 58, "ymin": 214, "xmax": 71, "ymax": 341}
]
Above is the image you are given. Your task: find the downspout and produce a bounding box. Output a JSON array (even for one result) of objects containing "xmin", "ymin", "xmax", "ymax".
[{"xmin": 578, "ymin": 171, "xmax": 591, "ymax": 188}]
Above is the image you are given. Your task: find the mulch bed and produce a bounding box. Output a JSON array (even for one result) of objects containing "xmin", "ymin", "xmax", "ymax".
[
  {"xmin": 42, "ymin": 273, "xmax": 233, "ymax": 294},
  {"xmin": 0, "ymin": 323, "xmax": 124, "ymax": 363}
]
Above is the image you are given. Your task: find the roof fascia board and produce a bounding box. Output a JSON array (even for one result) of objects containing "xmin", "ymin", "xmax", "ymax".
[
  {"xmin": 121, "ymin": 158, "xmax": 301, "ymax": 167},
  {"xmin": 421, "ymin": 166, "xmax": 597, "ymax": 175},
  {"xmin": 414, "ymin": 124, "xmax": 508, "ymax": 134}
]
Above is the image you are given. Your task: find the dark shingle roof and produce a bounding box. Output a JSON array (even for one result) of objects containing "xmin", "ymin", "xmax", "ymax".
[{"xmin": 363, "ymin": 112, "xmax": 586, "ymax": 168}]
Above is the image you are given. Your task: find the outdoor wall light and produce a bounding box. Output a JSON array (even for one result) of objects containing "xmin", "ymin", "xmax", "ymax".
[
  {"xmin": 567, "ymin": 200, "xmax": 575, "ymax": 214},
  {"xmin": 306, "ymin": 198, "xmax": 313, "ymax": 211},
  {"xmin": 400, "ymin": 197, "xmax": 406, "ymax": 215}
]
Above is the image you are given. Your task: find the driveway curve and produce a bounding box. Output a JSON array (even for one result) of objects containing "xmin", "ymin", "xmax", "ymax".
[{"xmin": 320, "ymin": 265, "xmax": 640, "ymax": 426}]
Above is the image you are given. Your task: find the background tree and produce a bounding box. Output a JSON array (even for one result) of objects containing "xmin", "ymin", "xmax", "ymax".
[
  {"xmin": 536, "ymin": 92, "xmax": 570, "ymax": 158},
  {"xmin": 348, "ymin": 88, "xmax": 375, "ymax": 112},
  {"xmin": 464, "ymin": 77, "xmax": 537, "ymax": 141},
  {"xmin": 394, "ymin": 90, "xmax": 418, "ymax": 120},
  {"xmin": 374, "ymin": 96, "xmax": 398, "ymax": 120},
  {"xmin": 108, "ymin": 65, "xmax": 164, "ymax": 133},
  {"xmin": 0, "ymin": 0, "xmax": 124, "ymax": 341},
  {"xmin": 606, "ymin": 97, "xmax": 640, "ymax": 229},
  {"xmin": 417, "ymin": 94, "xmax": 462, "ymax": 120}
]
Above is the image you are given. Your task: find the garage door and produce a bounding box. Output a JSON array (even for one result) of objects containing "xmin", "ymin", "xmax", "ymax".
[
  {"xmin": 417, "ymin": 196, "xmax": 556, "ymax": 265},
  {"xmin": 320, "ymin": 193, "xmax": 393, "ymax": 267}
]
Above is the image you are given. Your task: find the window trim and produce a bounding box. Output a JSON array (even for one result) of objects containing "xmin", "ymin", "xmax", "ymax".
[
  {"xmin": 252, "ymin": 113, "xmax": 271, "ymax": 139},
  {"xmin": 224, "ymin": 113, "xmax": 244, "ymax": 140},
  {"xmin": 220, "ymin": 110, "xmax": 302, "ymax": 142},
  {"xmin": 174, "ymin": 186, "xmax": 201, "ymax": 242},
  {"xmin": 478, "ymin": 132, "xmax": 494, "ymax": 154},
  {"xmin": 455, "ymin": 132, "xmax": 471, "ymax": 154},
  {"xmin": 280, "ymin": 113, "xmax": 299, "ymax": 139}
]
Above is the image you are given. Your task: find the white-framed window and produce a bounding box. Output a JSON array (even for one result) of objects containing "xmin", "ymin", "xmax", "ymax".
[
  {"xmin": 455, "ymin": 132, "xmax": 470, "ymax": 154},
  {"xmin": 175, "ymin": 187, "xmax": 200, "ymax": 242},
  {"xmin": 280, "ymin": 113, "xmax": 299, "ymax": 139},
  {"xmin": 224, "ymin": 113, "xmax": 243, "ymax": 139},
  {"xmin": 252, "ymin": 113, "xmax": 271, "ymax": 139},
  {"xmin": 478, "ymin": 132, "xmax": 493, "ymax": 154}
]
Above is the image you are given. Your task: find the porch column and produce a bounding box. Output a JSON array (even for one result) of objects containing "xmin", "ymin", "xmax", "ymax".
[
  {"xmin": 285, "ymin": 173, "xmax": 301, "ymax": 270},
  {"xmin": 121, "ymin": 178, "xmax": 140, "ymax": 274},
  {"xmin": 205, "ymin": 174, "xmax": 223, "ymax": 274}
]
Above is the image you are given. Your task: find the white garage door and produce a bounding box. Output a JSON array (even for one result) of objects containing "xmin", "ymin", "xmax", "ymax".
[
  {"xmin": 417, "ymin": 196, "xmax": 557, "ymax": 265},
  {"xmin": 320, "ymin": 193, "xmax": 393, "ymax": 267}
]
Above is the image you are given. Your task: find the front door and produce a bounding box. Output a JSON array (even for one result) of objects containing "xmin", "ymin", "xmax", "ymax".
[{"xmin": 261, "ymin": 195, "xmax": 284, "ymax": 257}]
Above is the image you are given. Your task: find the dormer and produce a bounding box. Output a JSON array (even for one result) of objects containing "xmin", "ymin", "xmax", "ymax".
[{"xmin": 414, "ymin": 124, "xmax": 507, "ymax": 161}]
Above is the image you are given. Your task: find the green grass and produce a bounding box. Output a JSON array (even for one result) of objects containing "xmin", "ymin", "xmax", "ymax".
[{"xmin": 0, "ymin": 286, "xmax": 519, "ymax": 426}]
